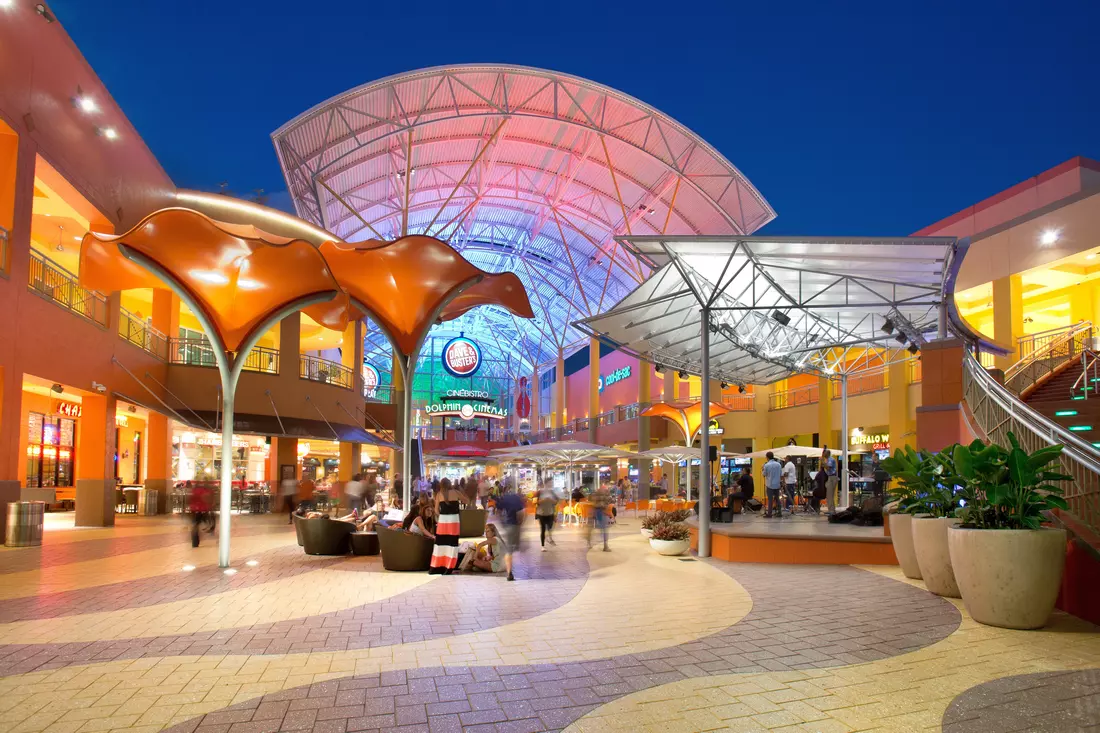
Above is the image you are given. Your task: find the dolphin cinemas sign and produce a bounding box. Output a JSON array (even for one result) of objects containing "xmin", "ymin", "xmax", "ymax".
[{"xmin": 424, "ymin": 398, "xmax": 509, "ymax": 421}]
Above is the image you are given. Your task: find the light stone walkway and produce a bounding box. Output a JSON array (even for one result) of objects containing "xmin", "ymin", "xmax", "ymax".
[{"xmin": 0, "ymin": 513, "xmax": 1094, "ymax": 733}]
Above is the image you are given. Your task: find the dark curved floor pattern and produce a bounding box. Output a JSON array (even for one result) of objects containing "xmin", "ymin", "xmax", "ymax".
[
  {"xmin": 163, "ymin": 561, "xmax": 962, "ymax": 733},
  {"xmin": 941, "ymin": 669, "xmax": 1100, "ymax": 733}
]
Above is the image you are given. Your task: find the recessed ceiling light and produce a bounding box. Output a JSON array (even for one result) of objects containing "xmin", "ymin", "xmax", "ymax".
[
  {"xmin": 182, "ymin": 565, "xmax": 196, "ymax": 572},
  {"xmin": 1040, "ymin": 229, "xmax": 1060, "ymax": 246},
  {"xmin": 101, "ymin": 127, "xmax": 119, "ymax": 140},
  {"xmin": 77, "ymin": 96, "xmax": 97, "ymax": 113},
  {"xmin": 73, "ymin": 235, "xmax": 82, "ymax": 240},
  {"xmin": 1087, "ymin": 253, "xmax": 1097, "ymax": 260}
]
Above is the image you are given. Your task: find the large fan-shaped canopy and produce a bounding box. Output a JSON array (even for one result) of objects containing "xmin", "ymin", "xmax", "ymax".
[{"xmin": 273, "ymin": 64, "xmax": 774, "ymax": 370}]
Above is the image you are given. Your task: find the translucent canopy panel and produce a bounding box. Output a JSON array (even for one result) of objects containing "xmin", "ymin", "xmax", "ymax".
[
  {"xmin": 576, "ymin": 235, "xmax": 959, "ymax": 383},
  {"xmin": 273, "ymin": 65, "xmax": 775, "ymax": 368}
]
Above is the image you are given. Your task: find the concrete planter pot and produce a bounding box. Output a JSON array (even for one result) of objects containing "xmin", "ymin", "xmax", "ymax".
[
  {"xmin": 948, "ymin": 527, "xmax": 1067, "ymax": 630},
  {"xmin": 912, "ymin": 516, "xmax": 961, "ymax": 597},
  {"xmin": 640, "ymin": 528, "xmax": 654, "ymax": 539},
  {"xmin": 889, "ymin": 513, "xmax": 923, "ymax": 579},
  {"xmin": 650, "ymin": 538, "xmax": 689, "ymax": 556}
]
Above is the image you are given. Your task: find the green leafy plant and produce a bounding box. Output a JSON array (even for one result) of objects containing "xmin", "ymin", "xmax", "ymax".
[
  {"xmin": 952, "ymin": 433, "xmax": 1072, "ymax": 530},
  {"xmin": 880, "ymin": 445, "xmax": 961, "ymax": 517},
  {"xmin": 641, "ymin": 510, "xmax": 683, "ymax": 529},
  {"xmin": 650, "ymin": 522, "xmax": 690, "ymax": 542}
]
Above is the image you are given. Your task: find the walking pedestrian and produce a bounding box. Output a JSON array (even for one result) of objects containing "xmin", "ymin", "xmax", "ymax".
[
  {"xmin": 495, "ymin": 485, "xmax": 526, "ymax": 581},
  {"xmin": 280, "ymin": 474, "xmax": 298, "ymax": 524},
  {"xmin": 345, "ymin": 473, "xmax": 365, "ymax": 513},
  {"xmin": 535, "ymin": 480, "xmax": 559, "ymax": 550},
  {"xmin": 586, "ymin": 483, "xmax": 612, "ymax": 551},
  {"xmin": 189, "ymin": 482, "xmax": 212, "ymax": 547}
]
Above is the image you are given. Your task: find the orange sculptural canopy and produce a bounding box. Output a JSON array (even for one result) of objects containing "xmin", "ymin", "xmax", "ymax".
[
  {"xmin": 303, "ymin": 236, "xmax": 535, "ymax": 354},
  {"xmin": 641, "ymin": 401, "xmax": 731, "ymax": 442},
  {"xmin": 79, "ymin": 208, "xmax": 343, "ymax": 351}
]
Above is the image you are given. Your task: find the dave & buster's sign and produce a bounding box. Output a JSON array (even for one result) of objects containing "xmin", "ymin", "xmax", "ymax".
[
  {"xmin": 363, "ymin": 364, "xmax": 380, "ymax": 398},
  {"xmin": 442, "ymin": 336, "xmax": 482, "ymax": 377}
]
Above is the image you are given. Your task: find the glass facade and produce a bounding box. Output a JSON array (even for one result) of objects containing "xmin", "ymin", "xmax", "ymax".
[{"xmin": 25, "ymin": 412, "xmax": 76, "ymax": 488}]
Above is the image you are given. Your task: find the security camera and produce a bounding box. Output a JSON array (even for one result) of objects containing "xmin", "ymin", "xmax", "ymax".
[{"xmin": 91, "ymin": 381, "xmax": 107, "ymax": 394}]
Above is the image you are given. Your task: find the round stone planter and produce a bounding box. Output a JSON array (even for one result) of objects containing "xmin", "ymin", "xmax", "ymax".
[
  {"xmin": 650, "ymin": 538, "xmax": 689, "ymax": 556},
  {"xmin": 912, "ymin": 516, "xmax": 961, "ymax": 597},
  {"xmin": 889, "ymin": 513, "xmax": 923, "ymax": 579},
  {"xmin": 948, "ymin": 527, "xmax": 1067, "ymax": 630},
  {"xmin": 640, "ymin": 528, "xmax": 654, "ymax": 539}
]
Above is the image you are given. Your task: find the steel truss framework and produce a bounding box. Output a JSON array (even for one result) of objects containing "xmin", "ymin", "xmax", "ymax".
[
  {"xmin": 273, "ymin": 65, "xmax": 775, "ymax": 372},
  {"xmin": 575, "ymin": 235, "xmax": 959, "ymax": 384}
]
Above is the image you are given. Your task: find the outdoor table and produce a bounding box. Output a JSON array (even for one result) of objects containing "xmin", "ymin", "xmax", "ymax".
[{"xmin": 350, "ymin": 532, "xmax": 380, "ymax": 556}]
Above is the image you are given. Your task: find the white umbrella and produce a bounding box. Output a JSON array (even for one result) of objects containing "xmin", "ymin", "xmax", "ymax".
[
  {"xmin": 732, "ymin": 445, "xmax": 831, "ymax": 460},
  {"xmin": 492, "ymin": 441, "xmax": 637, "ymax": 491}
]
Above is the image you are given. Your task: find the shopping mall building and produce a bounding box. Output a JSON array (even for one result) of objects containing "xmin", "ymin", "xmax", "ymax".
[{"xmin": 1, "ymin": 7, "xmax": 1098, "ymax": 553}]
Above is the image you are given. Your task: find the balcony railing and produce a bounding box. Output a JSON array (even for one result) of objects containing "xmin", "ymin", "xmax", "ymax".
[
  {"xmin": 299, "ymin": 354, "xmax": 353, "ymax": 389},
  {"xmin": 119, "ymin": 307, "xmax": 168, "ymax": 360},
  {"xmin": 722, "ymin": 393, "xmax": 755, "ymax": 411},
  {"xmin": 169, "ymin": 338, "xmax": 279, "ymax": 374},
  {"xmin": 832, "ymin": 367, "xmax": 888, "ymax": 399},
  {"xmin": 909, "ymin": 357, "xmax": 922, "ymax": 384},
  {"xmin": 27, "ymin": 250, "xmax": 108, "ymax": 326},
  {"xmin": 363, "ymin": 383, "xmax": 392, "ymax": 403},
  {"xmin": 769, "ymin": 383, "xmax": 819, "ymax": 411}
]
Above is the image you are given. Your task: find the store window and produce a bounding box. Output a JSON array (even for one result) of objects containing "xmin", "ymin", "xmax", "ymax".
[{"xmin": 26, "ymin": 412, "xmax": 76, "ymax": 488}]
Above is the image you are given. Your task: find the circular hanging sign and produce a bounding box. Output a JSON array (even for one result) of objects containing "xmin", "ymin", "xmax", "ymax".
[
  {"xmin": 362, "ymin": 364, "xmax": 380, "ymax": 391},
  {"xmin": 442, "ymin": 336, "xmax": 482, "ymax": 378},
  {"xmin": 459, "ymin": 404, "xmax": 476, "ymax": 420}
]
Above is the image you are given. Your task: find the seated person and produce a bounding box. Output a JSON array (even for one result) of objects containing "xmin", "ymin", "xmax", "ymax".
[
  {"xmin": 469, "ymin": 523, "xmax": 508, "ymax": 573},
  {"xmin": 571, "ymin": 487, "xmax": 585, "ymax": 504},
  {"xmin": 402, "ymin": 504, "xmax": 436, "ymax": 540},
  {"xmin": 727, "ymin": 471, "xmax": 754, "ymax": 508}
]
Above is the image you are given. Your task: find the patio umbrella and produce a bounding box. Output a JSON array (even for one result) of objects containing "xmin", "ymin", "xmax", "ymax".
[{"xmin": 492, "ymin": 441, "xmax": 638, "ymax": 492}]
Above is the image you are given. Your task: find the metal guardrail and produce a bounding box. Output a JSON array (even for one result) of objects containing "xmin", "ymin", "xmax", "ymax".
[
  {"xmin": 723, "ymin": 393, "xmax": 755, "ymax": 411},
  {"xmin": 27, "ymin": 250, "xmax": 108, "ymax": 326},
  {"xmin": 363, "ymin": 383, "xmax": 392, "ymax": 403},
  {"xmin": 769, "ymin": 382, "xmax": 819, "ymax": 410},
  {"xmin": 1004, "ymin": 321, "xmax": 1092, "ymax": 396},
  {"xmin": 299, "ymin": 354, "xmax": 353, "ymax": 388},
  {"xmin": 1018, "ymin": 322, "xmax": 1089, "ymax": 361},
  {"xmin": 1071, "ymin": 350, "xmax": 1100, "ymax": 400},
  {"xmin": 963, "ymin": 349, "xmax": 1099, "ymax": 533},
  {"xmin": 119, "ymin": 307, "xmax": 168, "ymax": 360},
  {"xmin": 169, "ymin": 338, "xmax": 279, "ymax": 374},
  {"xmin": 832, "ymin": 367, "xmax": 887, "ymax": 399}
]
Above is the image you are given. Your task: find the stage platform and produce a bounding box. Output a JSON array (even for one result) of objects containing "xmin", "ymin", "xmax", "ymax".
[{"xmin": 688, "ymin": 511, "xmax": 899, "ymax": 565}]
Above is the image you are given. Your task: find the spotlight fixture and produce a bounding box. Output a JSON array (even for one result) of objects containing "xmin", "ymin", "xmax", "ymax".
[
  {"xmin": 50, "ymin": 383, "xmax": 64, "ymax": 394},
  {"xmin": 771, "ymin": 309, "xmax": 791, "ymax": 327},
  {"xmin": 127, "ymin": 404, "xmax": 137, "ymax": 413},
  {"xmin": 880, "ymin": 318, "xmax": 895, "ymax": 335},
  {"xmin": 654, "ymin": 363, "xmax": 662, "ymax": 373},
  {"xmin": 738, "ymin": 384, "xmax": 746, "ymax": 394},
  {"xmin": 907, "ymin": 343, "xmax": 920, "ymax": 354},
  {"xmin": 894, "ymin": 333, "xmax": 908, "ymax": 345},
  {"xmin": 678, "ymin": 370, "xmax": 687, "ymax": 379},
  {"xmin": 720, "ymin": 382, "xmax": 729, "ymax": 390}
]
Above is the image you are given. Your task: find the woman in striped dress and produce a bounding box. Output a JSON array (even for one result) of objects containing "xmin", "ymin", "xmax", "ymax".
[{"xmin": 429, "ymin": 477, "xmax": 461, "ymax": 574}]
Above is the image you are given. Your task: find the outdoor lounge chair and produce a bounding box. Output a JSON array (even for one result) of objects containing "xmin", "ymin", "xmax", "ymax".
[
  {"xmin": 299, "ymin": 516, "xmax": 354, "ymax": 555},
  {"xmin": 377, "ymin": 527, "xmax": 433, "ymax": 571}
]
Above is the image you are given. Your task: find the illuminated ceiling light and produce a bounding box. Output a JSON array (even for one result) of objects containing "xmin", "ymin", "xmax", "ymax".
[
  {"xmin": 1039, "ymin": 229, "xmax": 1060, "ymax": 246},
  {"xmin": 1088, "ymin": 253, "xmax": 1097, "ymax": 260},
  {"xmin": 73, "ymin": 235, "xmax": 82, "ymax": 241},
  {"xmin": 236, "ymin": 278, "xmax": 263, "ymax": 290},
  {"xmin": 0, "ymin": 0, "xmax": 12, "ymax": 8},
  {"xmin": 76, "ymin": 95, "xmax": 97, "ymax": 113},
  {"xmin": 182, "ymin": 565, "xmax": 196, "ymax": 572},
  {"xmin": 100, "ymin": 126, "xmax": 119, "ymax": 140}
]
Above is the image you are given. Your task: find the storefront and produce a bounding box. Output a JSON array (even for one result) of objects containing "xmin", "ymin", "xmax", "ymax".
[
  {"xmin": 171, "ymin": 425, "xmax": 268, "ymax": 483},
  {"xmin": 848, "ymin": 426, "xmax": 890, "ymax": 473},
  {"xmin": 25, "ymin": 407, "xmax": 77, "ymax": 489}
]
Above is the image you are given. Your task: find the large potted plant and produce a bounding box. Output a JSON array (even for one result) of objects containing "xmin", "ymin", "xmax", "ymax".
[
  {"xmin": 949, "ymin": 434, "xmax": 1071, "ymax": 629},
  {"xmin": 640, "ymin": 512, "xmax": 664, "ymax": 538},
  {"xmin": 909, "ymin": 448, "xmax": 964, "ymax": 598},
  {"xmin": 880, "ymin": 445, "xmax": 934, "ymax": 579},
  {"xmin": 649, "ymin": 521, "xmax": 691, "ymax": 556}
]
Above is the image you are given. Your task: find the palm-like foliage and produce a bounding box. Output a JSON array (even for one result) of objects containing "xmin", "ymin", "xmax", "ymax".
[
  {"xmin": 880, "ymin": 445, "xmax": 961, "ymax": 517},
  {"xmin": 953, "ymin": 433, "xmax": 1072, "ymax": 530}
]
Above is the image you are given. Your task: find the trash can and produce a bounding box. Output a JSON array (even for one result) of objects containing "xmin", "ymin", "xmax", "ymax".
[
  {"xmin": 5, "ymin": 501, "xmax": 45, "ymax": 547},
  {"xmin": 140, "ymin": 489, "xmax": 159, "ymax": 516}
]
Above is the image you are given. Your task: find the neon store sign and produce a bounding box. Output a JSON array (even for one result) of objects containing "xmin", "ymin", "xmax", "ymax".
[
  {"xmin": 442, "ymin": 336, "xmax": 482, "ymax": 378},
  {"xmin": 598, "ymin": 365, "xmax": 631, "ymax": 392},
  {"xmin": 363, "ymin": 364, "xmax": 380, "ymax": 398},
  {"xmin": 851, "ymin": 431, "xmax": 889, "ymax": 451},
  {"xmin": 424, "ymin": 401, "xmax": 509, "ymax": 421}
]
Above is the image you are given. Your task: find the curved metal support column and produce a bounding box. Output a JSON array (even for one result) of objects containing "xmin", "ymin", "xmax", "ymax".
[{"xmin": 698, "ymin": 307, "xmax": 711, "ymax": 559}]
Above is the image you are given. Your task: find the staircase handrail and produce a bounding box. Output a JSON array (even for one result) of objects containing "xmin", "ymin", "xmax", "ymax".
[
  {"xmin": 1004, "ymin": 321, "xmax": 1093, "ymax": 395},
  {"xmin": 1071, "ymin": 349, "xmax": 1100, "ymax": 398},
  {"xmin": 963, "ymin": 349, "xmax": 1100, "ymax": 531}
]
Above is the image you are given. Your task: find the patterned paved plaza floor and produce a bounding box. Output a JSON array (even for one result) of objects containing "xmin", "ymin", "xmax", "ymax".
[{"xmin": 0, "ymin": 513, "xmax": 1096, "ymax": 733}]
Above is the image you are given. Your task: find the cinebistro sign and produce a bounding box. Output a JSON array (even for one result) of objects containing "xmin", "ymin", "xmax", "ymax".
[
  {"xmin": 598, "ymin": 365, "xmax": 631, "ymax": 392},
  {"xmin": 424, "ymin": 401, "xmax": 509, "ymax": 421}
]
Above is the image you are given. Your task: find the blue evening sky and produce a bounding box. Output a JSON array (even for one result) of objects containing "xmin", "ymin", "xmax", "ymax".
[{"xmin": 52, "ymin": 0, "xmax": 1098, "ymax": 235}]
